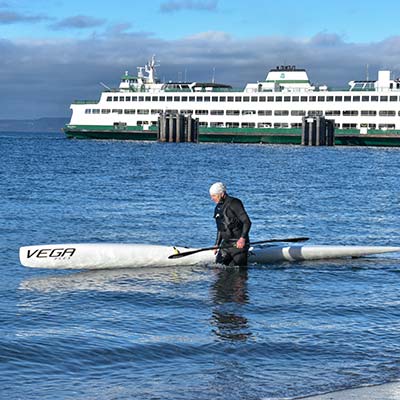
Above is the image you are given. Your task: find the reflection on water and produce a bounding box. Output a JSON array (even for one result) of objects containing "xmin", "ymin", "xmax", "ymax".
[
  {"xmin": 19, "ymin": 266, "xmax": 207, "ymax": 293},
  {"xmin": 210, "ymin": 267, "xmax": 251, "ymax": 341}
]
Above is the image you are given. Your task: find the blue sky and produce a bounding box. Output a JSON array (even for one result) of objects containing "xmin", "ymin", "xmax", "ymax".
[{"xmin": 1, "ymin": 0, "xmax": 400, "ymax": 118}]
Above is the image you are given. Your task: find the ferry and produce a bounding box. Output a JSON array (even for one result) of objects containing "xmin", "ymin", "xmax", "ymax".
[{"xmin": 64, "ymin": 56, "xmax": 400, "ymax": 145}]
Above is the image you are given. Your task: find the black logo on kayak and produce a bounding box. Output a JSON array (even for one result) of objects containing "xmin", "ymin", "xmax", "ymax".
[{"xmin": 27, "ymin": 248, "xmax": 76, "ymax": 260}]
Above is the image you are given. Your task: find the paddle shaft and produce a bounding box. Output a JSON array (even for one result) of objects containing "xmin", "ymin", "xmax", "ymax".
[{"xmin": 168, "ymin": 237, "xmax": 309, "ymax": 259}]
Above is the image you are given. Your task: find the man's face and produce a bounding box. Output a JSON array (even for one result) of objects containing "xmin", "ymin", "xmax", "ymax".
[{"xmin": 210, "ymin": 192, "xmax": 224, "ymax": 204}]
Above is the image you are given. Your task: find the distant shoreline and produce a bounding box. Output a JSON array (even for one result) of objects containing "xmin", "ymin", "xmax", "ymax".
[{"xmin": 0, "ymin": 117, "xmax": 69, "ymax": 133}]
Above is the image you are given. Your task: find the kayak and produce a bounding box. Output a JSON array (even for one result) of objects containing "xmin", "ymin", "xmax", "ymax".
[{"xmin": 19, "ymin": 243, "xmax": 400, "ymax": 270}]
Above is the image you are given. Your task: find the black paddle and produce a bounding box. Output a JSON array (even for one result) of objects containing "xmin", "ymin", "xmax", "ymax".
[{"xmin": 168, "ymin": 237, "xmax": 309, "ymax": 259}]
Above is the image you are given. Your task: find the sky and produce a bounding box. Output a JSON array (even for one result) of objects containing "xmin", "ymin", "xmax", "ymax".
[{"xmin": 1, "ymin": 0, "xmax": 400, "ymax": 119}]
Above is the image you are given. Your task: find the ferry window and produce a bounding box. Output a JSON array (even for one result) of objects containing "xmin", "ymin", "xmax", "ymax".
[
  {"xmin": 274, "ymin": 123, "xmax": 289, "ymax": 128},
  {"xmin": 309, "ymin": 96, "xmax": 316, "ymax": 102},
  {"xmin": 242, "ymin": 110, "xmax": 256, "ymax": 115},
  {"xmin": 220, "ymin": 96, "xmax": 226, "ymax": 102},
  {"xmin": 371, "ymin": 96, "xmax": 378, "ymax": 101},
  {"xmin": 212, "ymin": 97, "xmax": 218, "ymax": 102},
  {"xmin": 174, "ymin": 96, "xmax": 180, "ymax": 101},
  {"xmin": 124, "ymin": 109, "xmax": 135, "ymax": 114},
  {"xmin": 92, "ymin": 109, "xmax": 100, "ymax": 114},
  {"xmin": 181, "ymin": 96, "xmax": 188, "ymax": 101},
  {"xmin": 343, "ymin": 110, "xmax": 358, "ymax": 116},
  {"xmin": 343, "ymin": 123, "xmax": 357, "ymax": 129},
  {"xmin": 292, "ymin": 96, "xmax": 299, "ymax": 102},
  {"xmin": 361, "ymin": 110, "xmax": 376, "ymax": 116},
  {"xmin": 210, "ymin": 122, "xmax": 224, "ymax": 127},
  {"xmin": 258, "ymin": 110, "xmax": 272, "ymax": 116},
  {"xmin": 318, "ymin": 96, "xmax": 325, "ymax": 102},
  {"xmin": 195, "ymin": 110, "xmax": 209, "ymax": 115},
  {"xmin": 204, "ymin": 97, "xmax": 210, "ymax": 102},
  {"xmin": 379, "ymin": 110, "xmax": 396, "ymax": 116},
  {"xmin": 243, "ymin": 96, "xmax": 250, "ymax": 102},
  {"xmin": 362, "ymin": 96, "xmax": 369, "ymax": 102},
  {"xmin": 235, "ymin": 96, "xmax": 242, "ymax": 102},
  {"xmin": 267, "ymin": 96, "xmax": 274, "ymax": 102},
  {"xmin": 258, "ymin": 122, "xmax": 271, "ymax": 128},
  {"xmin": 325, "ymin": 110, "xmax": 340, "ymax": 116},
  {"xmin": 226, "ymin": 110, "xmax": 240, "ymax": 115},
  {"xmin": 352, "ymin": 96, "xmax": 360, "ymax": 102},
  {"xmin": 390, "ymin": 96, "xmax": 398, "ymax": 101},
  {"xmin": 276, "ymin": 96, "xmax": 282, "ymax": 102},
  {"xmin": 291, "ymin": 123, "xmax": 302, "ymax": 128},
  {"xmin": 106, "ymin": 96, "xmax": 112, "ymax": 102},
  {"xmin": 167, "ymin": 96, "xmax": 173, "ymax": 101},
  {"xmin": 308, "ymin": 110, "xmax": 323, "ymax": 116},
  {"xmin": 145, "ymin": 96, "xmax": 151, "ymax": 101},
  {"xmin": 284, "ymin": 96, "xmax": 291, "ymax": 102},
  {"xmin": 210, "ymin": 110, "xmax": 224, "ymax": 115},
  {"xmin": 85, "ymin": 109, "xmax": 91, "ymax": 114},
  {"xmin": 151, "ymin": 109, "xmax": 162, "ymax": 114},
  {"xmin": 251, "ymin": 96, "xmax": 258, "ymax": 102},
  {"xmin": 226, "ymin": 122, "xmax": 239, "ymax": 128},
  {"xmin": 119, "ymin": 96, "xmax": 124, "ymax": 101},
  {"xmin": 102, "ymin": 109, "xmax": 111, "ymax": 114},
  {"xmin": 112, "ymin": 109, "xmax": 123, "ymax": 114},
  {"xmin": 291, "ymin": 110, "xmax": 306, "ymax": 116},
  {"xmin": 368, "ymin": 124, "xmax": 376, "ymax": 129},
  {"xmin": 189, "ymin": 96, "xmax": 195, "ymax": 102},
  {"xmin": 180, "ymin": 109, "xmax": 193, "ymax": 114},
  {"xmin": 379, "ymin": 124, "xmax": 395, "ymax": 129},
  {"xmin": 138, "ymin": 96, "xmax": 144, "ymax": 101},
  {"xmin": 300, "ymin": 96, "xmax": 307, "ymax": 102},
  {"xmin": 137, "ymin": 109, "xmax": 149, "ymax": 114},
  {"xmin": 197, "ymin": 97, "xmax": 203, "ymax": 102},
  {"xmin": 126, "ymin": 96, "xmax": 131, "ymax": 101},
  {"xmin": 152, "ymin": 96, "xmax": 158, "ymax": 101},
  {"xmin": 132, "ymin": 96, "xmax": 138, "ymax": 101},
  {"xmin": 242, "ymin": 122, "xmax": 255, "ymax": 128},
  {"xmin": 274, "ymin": 110, "xmax": 289, "ymax": 116},
  {"xmin": 326, "ymin": 96, "xmax": 334, "ymax": 102},
  {"xmin": 113, "ymin": 96, "xmax": 118, "ymax": 101},
  {"xmin": 380, "ymin": 96, "xmax": 388, "ymax": 102},
  {"xmin": 335, "ymin": 96, "xmax": 342, "ymax": 101},
  {"xmin": 259, "ymin": 96, "xmax": 266, "ymax": 102},
  {"xmin": 199, "ymin": 122, "xmax": 208, "ymax": 127},
  {"xmin": 227, "ymin": 96, "xmax": 234, "ymax": 102},
  {"xmin": 344, "ymin": 96, "xmax": 351, "ymax": 102}
]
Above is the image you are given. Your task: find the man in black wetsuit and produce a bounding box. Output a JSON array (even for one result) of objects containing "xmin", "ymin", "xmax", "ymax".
[{"xmin": 209, "ymin": 182, "xmax": 251, "ymax": 267}]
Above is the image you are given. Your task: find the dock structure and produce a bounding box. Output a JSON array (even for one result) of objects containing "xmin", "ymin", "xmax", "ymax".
[
  {"xmin": 158, "ymin": 112, "xmax": 199, "ymax": 143},
  {"xmin": 301, "ymin": 116, "xmax": 335, "ymax": 146}
]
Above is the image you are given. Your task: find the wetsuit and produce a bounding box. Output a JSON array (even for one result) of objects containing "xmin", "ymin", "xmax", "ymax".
[{"xmin": 213, "ymin": 194, "xmax": 251, "ymax": 267}]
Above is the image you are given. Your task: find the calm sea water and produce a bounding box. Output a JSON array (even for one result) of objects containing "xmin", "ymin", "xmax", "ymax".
[{"xmin": 1, "ymin": 131, "xmax": 400, "ymax": 399}]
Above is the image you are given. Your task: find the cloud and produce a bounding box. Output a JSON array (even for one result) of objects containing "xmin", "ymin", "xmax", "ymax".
[
  {"xmin": 0, "ymin": 10, "xmax": 47, "ymax": 24},
  {"xmin": 1, "ymin": 31, "xmax": 400, "ymax": 119},
  {"xmin": 160, "ymin": 0, "xmax": 218, "ymax": 13},
  {"xmin": 50, "ymin": 15, "xmax": 106, "ymax": 30}
]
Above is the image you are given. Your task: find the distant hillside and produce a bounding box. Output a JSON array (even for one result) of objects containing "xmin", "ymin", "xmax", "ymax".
[{"xmin": 0, "ymin": 117, "xmax": 69, "ymax": 133}]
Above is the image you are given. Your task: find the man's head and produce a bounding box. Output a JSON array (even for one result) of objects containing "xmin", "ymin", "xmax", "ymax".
[{"xmin": 209, "ymin": 182, "xmax": 226, "ymax": 203}]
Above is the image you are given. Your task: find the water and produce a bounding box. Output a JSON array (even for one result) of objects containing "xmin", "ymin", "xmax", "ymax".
[{"xmin": 1, "ymin": 131, "xmax": 400, "ymax": 399}]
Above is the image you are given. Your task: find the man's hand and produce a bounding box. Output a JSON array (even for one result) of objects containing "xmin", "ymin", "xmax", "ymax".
[
  {"xmin": 236, "ymin": 237, "xmax": 246, "ymax": 249},
  {"xmin": 213, "ymin": 245, "xmax": 219, "ymax": 255}
]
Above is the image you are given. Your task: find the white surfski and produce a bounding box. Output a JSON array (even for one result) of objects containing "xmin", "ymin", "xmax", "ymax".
[{"xmin": 19, "ymin": 243, "xmax": 400, "ymax": 270}]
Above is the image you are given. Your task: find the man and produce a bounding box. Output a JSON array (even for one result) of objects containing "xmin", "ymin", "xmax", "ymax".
[{"xmin": 210, "ymin": 182, "xmax": 252, "ymax": 267}]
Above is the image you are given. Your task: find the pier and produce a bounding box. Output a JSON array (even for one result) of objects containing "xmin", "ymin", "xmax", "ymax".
[
  {"xmin": 157, "ymin": 112, "xmax": 199, "ymax": 143},
  {"xmin": 301, "ymin": 116, "xmax": 335, "ymax": 146}
]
